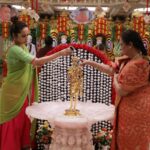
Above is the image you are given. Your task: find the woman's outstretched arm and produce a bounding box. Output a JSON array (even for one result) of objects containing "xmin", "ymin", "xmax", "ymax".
[
  {"xmin": 82, "ymin": 60, "xmax": 115, "ymax": 76},
  {"xmin": 32, "ymin": 47, "xmax": 72, "ymax": 67}
]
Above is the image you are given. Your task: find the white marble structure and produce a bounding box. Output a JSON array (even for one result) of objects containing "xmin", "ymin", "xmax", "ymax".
[{"xmin": 26, "ymin": 101, "xmax": 115, "ymax": 150}]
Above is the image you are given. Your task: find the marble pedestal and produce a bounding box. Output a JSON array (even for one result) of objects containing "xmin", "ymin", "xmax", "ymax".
[{"xmin": 26, "ymin": 101, "xmax": 115, "ymax": 150}]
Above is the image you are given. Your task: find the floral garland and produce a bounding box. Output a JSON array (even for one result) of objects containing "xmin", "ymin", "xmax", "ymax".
[
  {"xmin": 36, "ymin": 121, "xmax": 53, "ymax": 144},
  {"xmin": 93, "ymin": 127, "xmax": 113, "ymax": 148},
  {"xmin": 46, "ymin": 43, "xmax": 116, "ymax": 104}
]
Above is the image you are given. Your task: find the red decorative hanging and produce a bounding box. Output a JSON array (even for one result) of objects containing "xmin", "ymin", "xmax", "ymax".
[
  {"xmin": 40, "ymin": 23, "xmax": 47, "ymax": 39},
  {"xmin": 94, "ymin": 18, "xmax": 107, "ymax": 36},
  {"xmin": 133, "ymin": 16, "xmax": 145, "ymax": 37},
  {"xmin": 57, "ymin": 15, "xmax": 68, "ymax": 34},
  {"xmin": 116, "ymin": 23, "xmax": 123, "ymax": 40},
  {"xmin": 19, "ymin": 15, "xmax": 30, "ymax": 27},
  {"xmin": 78, "ymin": 24, "xmax": 84, "ymax": 41},
  {"xmin": 2, "ymin": 22, "xmax": 9, "ymax": 38}
]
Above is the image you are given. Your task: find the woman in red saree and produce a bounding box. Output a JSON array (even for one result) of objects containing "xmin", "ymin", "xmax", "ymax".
[
  {"xmin": 82, "ymin": 29, "xmax": 150, "ymax": 150},
  {"xmin": 0, "ymin": 21, "xmax": 72, "ymax": 150}
]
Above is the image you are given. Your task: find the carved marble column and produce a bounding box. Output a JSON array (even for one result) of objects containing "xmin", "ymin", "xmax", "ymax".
[{"xmin": 50, "ymin": 126, "xmax": 94, "ymax": 150}]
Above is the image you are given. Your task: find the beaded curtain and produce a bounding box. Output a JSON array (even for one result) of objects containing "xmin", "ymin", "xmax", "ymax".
[{"xmin": 37, "ymin": 44, "xmax": 114, "ymax": 150}]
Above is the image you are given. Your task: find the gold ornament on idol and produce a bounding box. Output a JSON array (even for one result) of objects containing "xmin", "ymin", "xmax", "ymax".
[{"xmin": 64, "ymin": 56, "xmax": 83, "ymax": 116}]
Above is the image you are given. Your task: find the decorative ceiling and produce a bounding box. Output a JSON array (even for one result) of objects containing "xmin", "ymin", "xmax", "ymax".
[{"xmin": 0, "ymin": 0, "xmax": 148, "ymax": 17}]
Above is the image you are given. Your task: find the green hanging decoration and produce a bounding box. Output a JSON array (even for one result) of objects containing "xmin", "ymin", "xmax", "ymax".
[
  {"xmin": 0, "ymin": 58, "xmax": 3, "ymax": 75},
  {"xmin": 113, "ymin": 41, "xmax": 121, "ymax": 57},
  {"xmin": 84, "ymin": 24, "xmax": 89, "ymax": 43},
  {"xmin": 111, "ymin": 24, "xmax": 116, "ymax": 42},
  {"xmin": 67, "ymin": 29, "xmax": 71, "ymax": 43},
  {"xmin": 46, "ymin": 23, "xmax": 51, "ymax": 36},
  {"xmin": 0, "ymin": 23, "xmax": 2, "ymax": 36},
  {"xmin": 73, "ymin": 26, "xmax": 78, "ymax": 42},
  {"xmin": 36, "ymin": 24, "xmax": 40, "ymax": 39}
]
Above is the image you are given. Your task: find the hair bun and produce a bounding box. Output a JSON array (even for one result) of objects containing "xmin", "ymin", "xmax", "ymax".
[{"xmin": 11, "ymin": 16, "xmax": 19, "ymax": 25}]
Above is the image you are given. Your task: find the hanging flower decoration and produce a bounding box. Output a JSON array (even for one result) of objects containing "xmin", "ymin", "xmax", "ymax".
[
  {"xmin": 45, "ymin": 43, "xmax": 115, "ymax": 104},
  {"xmin": 115, "ymin": 23, "xmax": 123, "ymax": 41},
  {"xmin": 78, "ymin": 24, "xmax": 84, "ymax": 41},
  {"xmin": 46, "ymin": 23, "xmax": 51, "ymax": 37},
  {"xmin": 110, "ymin": 21, "xmax": 116, "ymax": 42},
  {"xmin": 86, "ymin": 29, "xmax": 93, "ymax": 46},
  {"xmin": 124, "ymin": 17, "xmax": 132, "ymax": 30},
  {"xmin": 0, "ymin": 23, "xmax": 2, "ymax": 36},
  {"xmin": 2, "ymin": 22, "xmax": 10, "ymax": 39},
  {"xmin": 132, "ymin": 16, "xmax": 145, "ymax": 37},
  {"xmin": 84, "ymin": 24, "xmax": 89, "ymax": 43},
  {"xmin": 47, "ymin": 43, "xmax": 110, "ymax": 67},
  {"xmin": 19, "ymin": 15, "xmax": 31, "ymax": 27},
  {"xmin": 94, "ymin": 18, "xmax": 107, "ymax": 36},
  {"xmin": 57, "ymin": 11, "xmax": 68, "ymax": 34},
  {"xmin": 40, "ymin": 22, "xmax": 47, "ymax": 39}
]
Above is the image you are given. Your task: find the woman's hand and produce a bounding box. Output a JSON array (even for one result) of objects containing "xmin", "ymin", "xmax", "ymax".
[
  {"xmin": 115, "ymin": 55, "xmax": 129, "ymax": 66},
  {"xmin": 113, "ymin": 73, "xmax": 118, "ymax": 81},
  {"xmin": 113, "ymin": 73, "xmax": 129, "ymax": 96},
  {"xmin": 60, "ymin": 47, "xmax": 72, "ymax": 56},
  {"xmin": 80, "ymin": 59, "xmax": 91, "ymax": 66},
  {"xmin": 81, "ymin": 59, "xmax": 114, "ymax": 76}
]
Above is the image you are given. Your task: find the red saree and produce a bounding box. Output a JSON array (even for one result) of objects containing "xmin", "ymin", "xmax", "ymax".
[
  {"xmin": 0, "ymin": 98, "xmax": 31, "ymax": 150},
  {"xmin": 111, "ymin": 58, "xmax": 150, "ymax": 150}
]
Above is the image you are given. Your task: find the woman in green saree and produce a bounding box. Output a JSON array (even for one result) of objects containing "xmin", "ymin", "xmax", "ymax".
[{"xmin": 0, "ymin": 21, "xmax": 72, "ymax": 150}]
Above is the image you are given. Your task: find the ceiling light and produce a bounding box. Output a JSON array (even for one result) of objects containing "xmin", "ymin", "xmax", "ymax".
[
  {"xmin": 12, "ymin": 5, "xmax": 25, "ymax": 10},
  {"xmin": 55, "ymin": 6, "xmax": 109, "ymax": 12},
  {"xmin": 101, "ymin": 7, "xmax": 109, "ymax": 12},
  {"xmin": 87, "ymin": 7, "xmax": 96, "ymax": 11},
  {"xmin": 55, "ymin": 6, "xmax": 77, "ymax": 11},
  {"xmin": 134, "ymin": 7, "xmax": 150, "ymax": 12}
]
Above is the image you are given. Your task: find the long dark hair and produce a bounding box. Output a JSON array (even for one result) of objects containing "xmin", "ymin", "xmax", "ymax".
[
  {"xmin": 121, "ymin": 29, "xmax": 147, "ymax": 56},
  {"xmin": 10, "ymin": 20, "xmax": 27, "ymax": 38}
]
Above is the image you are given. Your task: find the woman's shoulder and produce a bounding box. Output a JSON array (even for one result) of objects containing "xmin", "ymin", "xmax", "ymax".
[
  {"xmin": 129, "ymin": 57, "xmax": 150, "ymax": 72},
  {"xmin": 9, "ymin": 44, "xmax": 21, "ymax": 50},
  {"xmin": 8, "ymin": 45, "xmax": 24, "ymax": 55},
  {"xmin": 8, "ymin": 45, "xmax": 18, "ymax": 52},
  {"xmin": 132, "ymin": 57, "xmax": 149, "ymax": 65}
]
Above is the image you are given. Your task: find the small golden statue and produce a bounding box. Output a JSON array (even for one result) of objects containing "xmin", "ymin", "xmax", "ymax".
[{"xmin": 64, "ymin": 56, "xmax": 83, "ymax": 116}]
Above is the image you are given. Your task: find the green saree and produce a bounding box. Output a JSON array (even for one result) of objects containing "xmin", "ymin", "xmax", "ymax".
[{"xmin": 0, "ymin": 44, "xmax": 38, "ymax": 124}]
